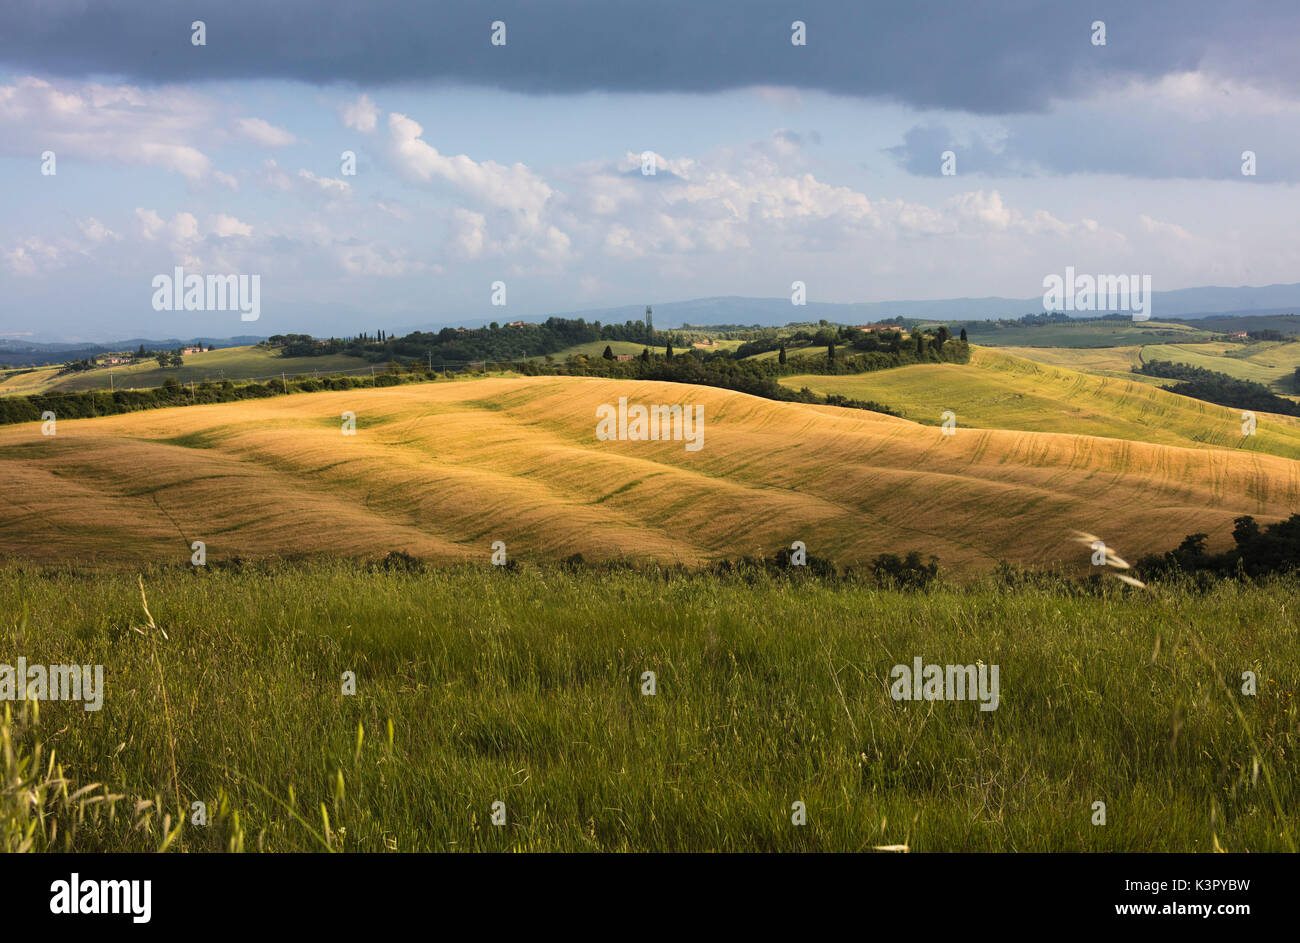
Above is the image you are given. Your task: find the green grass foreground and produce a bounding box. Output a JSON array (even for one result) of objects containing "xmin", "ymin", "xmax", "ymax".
[{"xmin": 2, "ymin": 563, "xmax": 1296, "ymax": 852}]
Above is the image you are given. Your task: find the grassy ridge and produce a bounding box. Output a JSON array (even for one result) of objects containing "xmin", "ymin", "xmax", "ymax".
[
  {"xmin": 544, "ymin": 341, "xmax": 666, "ymax": 359},
  {"xmin": 782, "ymin": 347, "xmax": 1300, "ymax": 459},
  {"xmin": 995, "ymin": 345, "xmax": 1146, "ymax": 378},
  {"xmin": 1142, "ymin": 341, "xmax": 1300, "ymax": 393},
  {"xmin": 991, "ymin": 341, "xmax": 1300, "ymax": 397},
  {"xmin": 0, "ymin": 346, "xmax": 383, "ymax": 397},
  {"xmin": 0, "ymin": 366, "xmax": 63, "ymax": 396},
  {"xmin": 52, "ymin": 346, "xmax": 380, "ymax": 393},
  {"xmin": 2, "ymin": 563, "xmax": 1295, "ymax": 852}
]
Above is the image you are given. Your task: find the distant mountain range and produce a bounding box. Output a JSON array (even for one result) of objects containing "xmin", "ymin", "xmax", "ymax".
[
  {"xmin": 5, "ymin": 282, "xmax": 1300, "ymax": 359},
  {"xmin": 547, "ymin": 283, "xmax": 1300, "ymax": 328}
]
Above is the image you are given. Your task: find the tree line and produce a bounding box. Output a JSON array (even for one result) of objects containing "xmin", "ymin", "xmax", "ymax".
[
  {"xmin": 1138, "ymin": 514, "xmax": 1300, "ymax": 580},
  {"xmin": 0, "ymin": 367, "xmax": 433, "ymax": 425},
  {"xmin": 267, "ymin": 316, "xmax": 661, "ymax": 366},
  {"xmin": 1136, "ymin": 359, "xmax": 1300, "ymax": 417}
]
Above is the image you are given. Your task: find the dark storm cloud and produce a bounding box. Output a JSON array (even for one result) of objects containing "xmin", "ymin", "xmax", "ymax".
[{"xmin": 2, "ymin": 0, "xmax": 1298, "ymax": 115}]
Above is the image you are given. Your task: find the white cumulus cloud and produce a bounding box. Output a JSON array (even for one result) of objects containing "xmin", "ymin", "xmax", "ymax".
[
  {"xmin": 387, "ymin": 112, "xmax": 554, "ymax": 224},
  {"xmin": 234, "ymin": 117, "xmax": 297, "ymax": 148},
  {"xmin": 340, "ymin": 94, "xmax": 379, "ymax": 133}
]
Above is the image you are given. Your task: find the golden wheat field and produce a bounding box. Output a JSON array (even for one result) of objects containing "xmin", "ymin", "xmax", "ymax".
[
  {"xmin": 784, "ymin": 347, "xmax": 1300, "ymax": 459},
  {"xmin": 993, "ymin": 344, "xmax": 1146, "ymax": 377},
  {"xmin": 0, "ymin": 365, "xmax": 63, "ymax": 396},
  {"xmin": 2, "ymin": 374, "xmax": 1299, "ymax": 573}
]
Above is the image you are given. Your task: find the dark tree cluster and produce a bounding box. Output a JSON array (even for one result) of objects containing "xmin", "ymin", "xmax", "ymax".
[
  {"xmin": 1138, "ymin": 515, "xmax": 1300, "ymax": 580},
  {"xmin": 1136, "ymin": 359, "xmax": 1300, "ymax": 417}
]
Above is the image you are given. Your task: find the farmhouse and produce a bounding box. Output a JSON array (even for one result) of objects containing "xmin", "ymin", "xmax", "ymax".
[{"xmin": 181, "ymin": 345, "xmax": 204, "ymax": 355}]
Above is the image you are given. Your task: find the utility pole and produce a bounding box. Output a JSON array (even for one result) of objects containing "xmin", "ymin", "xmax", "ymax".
[{"xmin": 281, "ymin": 372, "xmax": 288, "ymax": 394}]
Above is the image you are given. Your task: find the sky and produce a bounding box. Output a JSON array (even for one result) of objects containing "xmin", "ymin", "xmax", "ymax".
[{"xmin": 1, "ymin": 0, "xmax": 1299, "ymax": 341}]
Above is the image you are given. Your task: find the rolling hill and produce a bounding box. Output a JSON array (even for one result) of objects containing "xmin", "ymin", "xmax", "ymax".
[
  {"xmin": 543, "ymin": 340, "xmax": 665, "ymax": 360},
  {"xmin": 781, "ymin": 347, "xmax": 1300, "ymax": 460},
  {"xmin": 989, "ymin": 340, "xmax": 1300, "ymax": 398},
  {"xmin": 0, "ymin": 365, "xmax": 64, "ymax": 395},
  {"xmin": 993, "ymin": 345, "xmax": 1144, "ymax": 376},
  {"xmin": 1139, "ymin": 340, "xmax": 1300, "ymax": 392},
  {"xmin": 55, "ymin": 345, "xmax": 378, "ymax": 392},
  {"xmin": 2, "ymin": 345, "xmax": 382, "ymax": 395},
  {"xmin": 2, "ymin": 375, "xmax": 1297, "ymax": 574}
]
